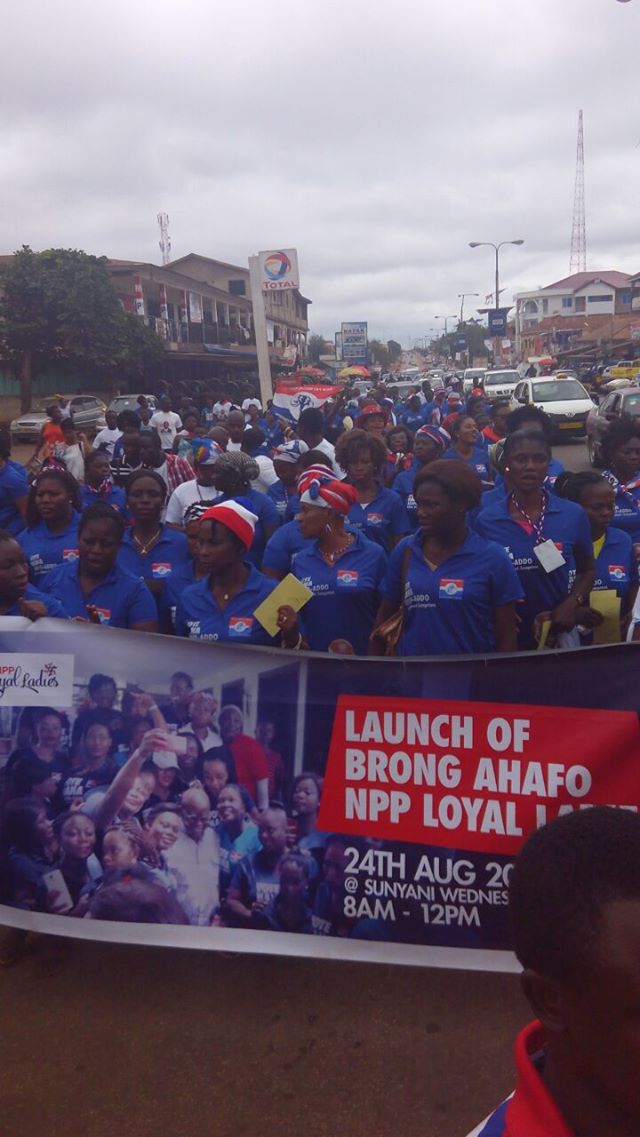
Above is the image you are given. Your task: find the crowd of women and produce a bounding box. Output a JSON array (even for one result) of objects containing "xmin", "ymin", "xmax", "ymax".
[
  {"xmin": 2, "ymin": 380, "xmax": 640, "ymax": 656},
  {"xmin": 0, "ymin": 669, "xmax": 360, "ymax": 935}
]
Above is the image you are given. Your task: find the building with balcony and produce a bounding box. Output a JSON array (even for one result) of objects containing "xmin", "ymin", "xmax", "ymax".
[{"xmin": 514, "ymin": 270, "xmax": 640, "ymax": 362}]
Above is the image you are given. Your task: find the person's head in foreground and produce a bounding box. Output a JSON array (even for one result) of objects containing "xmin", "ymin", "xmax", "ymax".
[{"xmin": 477, "ymin": 806, "xmax": 640, "ymax": 1136}]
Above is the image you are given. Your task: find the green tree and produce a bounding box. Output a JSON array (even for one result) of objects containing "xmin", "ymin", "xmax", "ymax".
[
  {"xmin": 0, "ymin": 246, "xmax": 165, "ymax": 410},
  {"xmin": 307, "ymin": 333, "xmax": 326, "ymax": 363},
  {"xmin": 368, "ymin": 339, "xmax": 390, "ymax": 369},
  {"xmin": 387, "ymin": 339, "xmax": 402, "ymax": 361}
]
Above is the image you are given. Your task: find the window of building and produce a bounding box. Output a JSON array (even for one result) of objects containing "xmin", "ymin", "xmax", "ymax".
[
  {"xmin": 542, "ymin": 299, "xmax": 548, "ymax": 314},
  {"xmin": 228, "ymin": 279, "xmax": 246, "ymax": 296},
  {"xmin": 574, "ymin": 297, "xmax": 586, "ymax": 313},
  {"xmin": 621, "ymin": 291, "xmax": 632, "ymax": 305},
  {"xmin": 562, "ymin": 297, "xmax": 573, "ymax": 309},
  {"xmin": 587, "ymin": 294, "xmax": 613, "ymax": 303}
]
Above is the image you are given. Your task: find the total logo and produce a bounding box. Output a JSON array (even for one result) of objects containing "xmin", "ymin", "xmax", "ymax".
[
  {"xmin": 263, "ymin": 251, "xmax": 292, "ymax": 281},
  {"xmin": 439, "ymin": 578, "xmax": 464, "ymax": 599},
  {"xmin": 229, "ymin": 617, "xmax": 254, "ymax": 636},
  {"xmin": 609, "ymin": 565, "xmax": 628, "ymax": 581},
  {"xmin": 337, "ymin": 569, "xmax": 359, "ymax": 586}
]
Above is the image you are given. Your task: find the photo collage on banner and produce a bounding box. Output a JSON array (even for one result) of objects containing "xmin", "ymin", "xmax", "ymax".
[{"xmin": 0, "ymin": 621, "xmax": 638, "ymax": 970}]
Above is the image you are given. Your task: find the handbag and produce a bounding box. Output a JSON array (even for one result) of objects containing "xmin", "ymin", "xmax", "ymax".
[{"xmin": 370, "ymin": 545, "xmax": 412, "ymax": 657}]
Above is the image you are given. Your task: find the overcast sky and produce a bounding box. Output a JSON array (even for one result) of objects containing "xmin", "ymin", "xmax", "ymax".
[{"xmin": 3, "ymin": 0, "xmax": 639, "ymax": 346}]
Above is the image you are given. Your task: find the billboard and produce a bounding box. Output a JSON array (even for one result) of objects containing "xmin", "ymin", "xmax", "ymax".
[
  {"xmin": 341, "ymin": 321, "xmax": 368, "ymax": 364},
  {"xmin": 259, "ymin": 249, "xmax": 300, "ymax": 292}
]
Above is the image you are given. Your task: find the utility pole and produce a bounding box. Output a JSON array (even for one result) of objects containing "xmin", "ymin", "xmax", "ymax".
[{"xmin": 158, "ymin": 212, "xmax": 172, "ymax": 265}]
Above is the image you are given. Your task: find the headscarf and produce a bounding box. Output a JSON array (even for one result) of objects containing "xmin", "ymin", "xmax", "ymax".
[
  {"xmin": 415, "ymin": 425, "xmax": 450, "ymax": 456},
  {"xmin": 297, "ymin": 468, "xmax": 358, "ymax": 514},
  {"xmin": 192, "ymin": 438, "xmax": 223, "ymax": 466},
  {"xmin": 215, "ymin": 450, "xmax": 260, "ymax": 484},
  {"xmin": 272, "ymin": 439, "xmax": 309, "ymax": 464}
]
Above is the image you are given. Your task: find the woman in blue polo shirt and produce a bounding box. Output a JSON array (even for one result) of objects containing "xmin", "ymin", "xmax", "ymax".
[
  {"xmin": 208, "ymin": 451, "xmax": 280, "ymax": 569},
  {"xmin": 555, "ymin": 471, "xmax": 637, "ymax": 642},
  {"xmin": 175, "ymin": 500, "xmax": 299, "ymax": 647},
  {"xmin": 79, "ymin": 450, "xmax": 127, "ymax": 513},
  {"xmin": 599, "ymin": 416, "xmax": 640, "ymax": 546},
  {"xmin": 475, "ymin": 430, "xmax": 595, "ymax": 651},
  {"xmin": 0, "ymin": 529, "xmax": 68, "ymax": 620},
  {"xmin": 334, "ymin": 429, "xmax": 410, "ymax": 554},
  {"xmin": 267, "ymin": 439, "xmax": 308, "ymax": 522},
  {"xmin": 290, "ymin": 470, "xmax": 386, "ymax": 655},
  {"xmin": 159, "ymin": 502, "xmax": 209, "ymax": 632},
  {"xmin": 442, "ymin": 416, "xmax": 493, "ymax": 486},
  {"xmin": 18, "ymin": 467, "xmax": 81, "ymax": 584},
  {"xmin": 0, "ymin": 430, "xmax": 28, "ymax": 536},
  {"xmin": 376, "ymin": 461, "xmax": 522, "ymax": 656},
  {"xmin": 118, "ymin": 469, "xmax": 189, "ymax": 601},
  {"xmin": 392, "ymin": 425, "xmax": 450, "ymax": 528},
  {"xmin": 41, "ymin": 503, "xmax": 158, "ymax": 631}
]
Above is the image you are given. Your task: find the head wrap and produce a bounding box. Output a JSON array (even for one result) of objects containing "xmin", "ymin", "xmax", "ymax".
[
  {"xmin": 215, "ymin": 450, "xmax": 260, "ymax": 484},
  {"xmin": 183, "ymin": 501, "xmax": 215, "ymax": 526},
  {"xmin": 297, "ymin": 468, "xmax": 358, "ymax": 514},
  {"xmin": 415, "ymin": 425, "xmax": 450, "ymax": 455},
  {"xmin": 273, "ymin": 439, "xmax": 309, "ymax": 464},
  {"xmin": 192, "ymin": 438, "xmax": 223, "ymax": 467},
  {"xmin": 199, "ymin": 499, "xmax": 258, "ymax": 550}
]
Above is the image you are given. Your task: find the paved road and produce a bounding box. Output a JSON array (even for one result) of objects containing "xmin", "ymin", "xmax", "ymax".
[{"xmin": 1, "ymin": 436, "xmax": 586, "ymax": 1137}]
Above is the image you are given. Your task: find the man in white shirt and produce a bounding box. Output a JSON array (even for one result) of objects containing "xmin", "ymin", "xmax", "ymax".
[
  {"xmin": 164, "ymin": 787, "xmax": 220, "ymax": 926},
  {"xmin": 149, "ymin": 395, "xmax": 183, "ymax": 452},
  {"xmin": 92, "ymin": 410, "xmax": 122, "ymax": 459},
  {"xmin": 240, "ymin": 427, "xmax": 277, "ymax": 494},
  {"xmin": 212, "ymin": 395, "xmax": 233, "ymax": 421},
  {"xmin": 297, "ymin": 407, "xmax": 344, "ymax": 478},
  {"xmin": 242, "ymin": 397, "xmax": 262, "ymax": 416},
  {"xmin": 165, "ymin": 438, "xmax": 222, "ymax": 526},
  {"xmin": 226, "ymin": 409, "xmax": 246, "ymax": 452}
]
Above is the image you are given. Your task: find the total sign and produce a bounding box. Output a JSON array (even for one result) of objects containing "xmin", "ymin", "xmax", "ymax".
[{"xmin": 259, "ymin": 248, "xmax": 300, "ymax": 291}]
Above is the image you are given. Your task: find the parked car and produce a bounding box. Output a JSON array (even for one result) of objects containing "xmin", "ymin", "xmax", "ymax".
[
  {"xmin": 606, "ymin": 360, "xmax": 640, "ymax": 382},
  {"xmin": 510, "ymin": 376, "xmax": 594, "ymax": 439},
  {"xmin": 586, "ymin": 387, "xmax": 640, "ymax": 466},
  {"xmin": 10, "ymin": 395, "xmax": 106, "ymax": 444},
  {"xmin": 107, "ymin": 393, "xmax": 158, "ymax": 416},
  {"xmin": 483, "ymin": 369, "xmax": 521, "ymax": 399}
]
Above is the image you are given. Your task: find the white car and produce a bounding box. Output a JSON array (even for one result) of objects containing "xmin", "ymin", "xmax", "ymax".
[
  {"xmin": 463, "ymin": 367, "xmax": 486, "ymax": 395},
  {"xmin": 511, "ymin": 377, "xmax": 594, "ymax": 439},
  {"xmin": 483, "ymin": 370, "xmax": 521, "ymax": 399}
]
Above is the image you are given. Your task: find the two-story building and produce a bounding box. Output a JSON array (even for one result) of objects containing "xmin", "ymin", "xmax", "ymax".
[{"xmin": 514, "ymin": 270, "xmax": 637, "ymax": 360}]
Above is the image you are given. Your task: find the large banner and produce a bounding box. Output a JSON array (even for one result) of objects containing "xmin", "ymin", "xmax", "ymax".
[
  {"xmin": 272, "ymin": 384, "xmax": 342, "ymax": 424},
  {"xmin": 0, "ymin": 620, "xmax": 639, "ymax": 971}
]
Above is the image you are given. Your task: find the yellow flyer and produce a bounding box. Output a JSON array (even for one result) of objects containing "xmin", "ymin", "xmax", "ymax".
[{"xmin": 253, "ymin": 573, "xmax": 313, "ymax": 637}]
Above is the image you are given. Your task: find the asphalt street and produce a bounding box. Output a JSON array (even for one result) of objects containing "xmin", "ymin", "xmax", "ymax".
[{"xmin": 0, "ymin": 437, "xmax": 588, "ymax": 1137}]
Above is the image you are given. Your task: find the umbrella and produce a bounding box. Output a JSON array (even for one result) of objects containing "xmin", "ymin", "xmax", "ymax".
[
  {"xmin": 297, "ymin": 365, "xmax": 326, "ymax": 378},
  {"xmin": 338, "ymin": 365, "xmax": 371, "ymax": 378}
]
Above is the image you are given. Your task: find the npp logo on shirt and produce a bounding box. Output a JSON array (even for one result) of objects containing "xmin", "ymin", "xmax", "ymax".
[
  {"xmin": 609, "ymin": 564, "xmax": 628, "ymax": 581},
  {"xmin": 439, "ymin": 578, "xmax": 464, "ymax": 599},
  {"xmin": 92, "ymin": 607, "xmax": 112, "ymax": 625},
  {"xmin": 366, "ymin": 512, "xmax": 383, "ymax": 527},
  {"xmin": 151, "ymin": 562, "xmax": 172, "ymax": 578},
  {"xmin": 229, "ymin": 616, "xmax": 254, "ymax": 636},
  {"xmin": 63, "ymin": 548, "xmax": 79, "ymax": 561},
  {"xmin": 337, "ymin": 569, "xmax": 359, "ymax": 587}
]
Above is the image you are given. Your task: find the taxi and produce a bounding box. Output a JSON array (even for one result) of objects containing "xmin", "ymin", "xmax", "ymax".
[{"xmin": 607, "ymin": 360, "xmax": 640, "ymax": 381}]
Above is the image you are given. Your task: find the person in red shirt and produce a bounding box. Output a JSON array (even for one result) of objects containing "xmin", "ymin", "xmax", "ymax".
[
  {"xmin": 481, "ymin": 399, "xmax": 511, "ymax": 445},
  {"xmin": 28, "ymin": 404, "xmax": 65, "ymax": 468},
  {"xmin": 468, "ymin": 806, "xmax": 640, "ymax": 1137},
  {"xmin": 218, "ymin": 705, "xmax": 269, "ymax": 811}
]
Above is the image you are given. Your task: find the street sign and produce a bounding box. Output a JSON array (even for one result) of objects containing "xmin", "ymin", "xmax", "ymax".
[{"xmin": 488, "ymin": 309, "xmax": 507, "ymax": 336}]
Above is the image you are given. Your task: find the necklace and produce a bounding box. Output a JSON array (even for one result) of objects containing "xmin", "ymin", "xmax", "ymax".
[
  {"xmin": 323, "ymin": 534, "xmax": 354, "ymax": 564},
  {"xmin": 132, "ymin": 527, "xmax": 162, "ymax": 555}
]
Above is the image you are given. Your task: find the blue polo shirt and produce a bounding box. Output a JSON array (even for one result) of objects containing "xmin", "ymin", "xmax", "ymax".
[
  {"xmin": 381, "ymin": 530, "xmax": 523, "ymax": 656},
  {"xmin": 267, "ymin": 480, "xmax": 300, "ymax": 523},
  {"xmin": 262, "ymin": 519, "xmax": 312, "ymax": 578},
  {"xmin": 392, "ymin": 460, "xmax": 421, "ymax": 528},
  {"xmin": 0, "ymin": 460, "xmax": 28, "ymax": 535},
  {"xmin": 346, "ymin": 486, "xmax": 410, "ymax": 554},
  {"xmin": 291, "ymin": 530, "xmax": 386, "ymax": 655},
  {"xmin": 174, "ymin": 563, "xmax": 279, "ymax": 644},
  {"xmin": 117, "ymin": 526, "xmax": 189, "ymax": 584},
  {"xmin": 400, "ymin": 409, "xmax": 425, "ymax": 431},
  {"xmin": 79, "ymin": 483, "xmax": 127, "ymax": 512},
  {"xmin": 3, "ymin": 583, "xmax": 68, "ymax": 619},
  {"xmin": 475, "ymin": 494, "xmax": 592, "ymax": 650},
  {"xmin": 40, "ymin": 561, "xmax": 157, "ymax": 628},
  {"xmin": 593, "ymin": 525, "xmax": 637, "ymax": 607},
  {"xmin": 18, "ymin": 513, "xmax": 80, "ymax": 584},
  {"xmin": 217, "ymin": 490, "xmax": 281, "ymax": 569},
  {"xmin": 601, "ymin": 472, "xmax": 640, "ymax": 542},
  {"xmin": 159, "ymin": 560, "xmax": 197, "ymax": 630},
  {"xmin": 442, "ymin": 446, "xmax": 493, "ymax": 484}
]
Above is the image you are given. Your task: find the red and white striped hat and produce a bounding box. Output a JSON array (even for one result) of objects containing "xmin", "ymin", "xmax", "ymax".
[
  {"xmin": 297, "ymin": 468, "xmax": 357, "ymax": 515},
  {"xmin": 199, "ymin": 499, "xmax": 258, "ymax": 550}
]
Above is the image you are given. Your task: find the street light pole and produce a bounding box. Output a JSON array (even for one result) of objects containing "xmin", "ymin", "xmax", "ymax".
[
  {"xmin": 458, "ymin": 292, "xmax": 479, "ymax": 323},
  {"xmin": 469, "ymin": 240, "xmax": 524, "ymax": 362}
]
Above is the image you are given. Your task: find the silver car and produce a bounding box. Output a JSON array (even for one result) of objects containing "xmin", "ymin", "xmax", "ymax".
[
  {"xmin": 107, "ymin": 393, "xmax": 158, "ymax": 416},
  {"xmin": 10, "ymin": 395, "xmax": 107, "ymax": 444}
]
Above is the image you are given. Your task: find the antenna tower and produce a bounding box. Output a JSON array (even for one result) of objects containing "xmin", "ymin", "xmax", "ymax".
[
  {"xmin": 157, "ymin": 212, "xmax": 171, "ymax": 265},
  {"xmin": 569, "ymin": 110, "xmax": 587, "ymax": 274}
]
